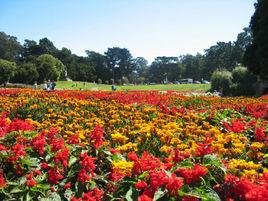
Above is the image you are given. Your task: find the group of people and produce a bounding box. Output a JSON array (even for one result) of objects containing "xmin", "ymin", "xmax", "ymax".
[{"xmin": 42, "ymin": 80, "xmax": 56, "ymax": 91}]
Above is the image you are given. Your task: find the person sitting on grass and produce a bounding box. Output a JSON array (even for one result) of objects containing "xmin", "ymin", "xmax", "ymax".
[{"xmin": 111, "ymin": 84, "xmax": 116, "ymax": 91}]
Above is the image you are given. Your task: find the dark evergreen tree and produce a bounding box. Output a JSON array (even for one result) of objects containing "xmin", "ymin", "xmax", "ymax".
[{"xmin": 244, "ymin": 0, "xmax": 268, "ymax": 80}]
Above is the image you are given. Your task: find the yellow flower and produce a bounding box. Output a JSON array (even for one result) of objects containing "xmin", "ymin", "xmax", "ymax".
[
  {"xmin": 112, "ymin": 160, "xmax": 134, "ymax": 176},
  {"xmin": 116, "ymin": 142, "xmax": 138, "ymax": 152},
  {"xmin": 111, "ymin": 133, "xmax": 129, "ymax": 144}
]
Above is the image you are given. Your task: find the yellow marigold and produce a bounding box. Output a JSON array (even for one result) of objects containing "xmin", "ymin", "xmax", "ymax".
[
  {"xmin": 160, "ymin": 145, "xmax": 172, "ymax": 154},
  {"xmin": 243, "ymin": 169, "xmax": 258, "ymax": 180},
  {"xmin": 111, "ymin": 133, "xmax": 129, "ymax": 143},
  {"xmin": 250, "ymin": 142, "xmax": 264, "ymax": 151},
  {"xmin": 116, "ymin": 142, "xmax": 138, "ymax": 152},
  {"xmin": 229, "ymin": 159, "xmax": 262, "ymax": 171}
]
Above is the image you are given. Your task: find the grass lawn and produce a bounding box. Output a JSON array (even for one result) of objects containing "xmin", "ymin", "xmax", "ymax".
[{"xmin": 56, "ymin": 81, "xmax": 210, "ymax": 92}]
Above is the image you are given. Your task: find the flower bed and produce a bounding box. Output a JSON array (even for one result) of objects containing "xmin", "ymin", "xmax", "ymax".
[{"xmin": 0, "ymin": 89, "xmax": 267, "ymax": 200}]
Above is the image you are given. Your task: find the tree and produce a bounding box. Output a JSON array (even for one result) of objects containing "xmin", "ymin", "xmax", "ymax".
[
  {"xmin": 230, "ymin": 66, "xmax": 256, "ymax": 96},
  {"xmin": 133, "ymin": 57, "xmax": 148, "ymax": 77},
  {"xmin": 85, "ymin": 51, "xmax": 110, "ymax": 82},
  {"xmin": 0, "ymin": 59, "xmax": 16, "ymax": 83},
  {"xmin": 244, "ymin": 0, "xmax": 268, "ymax": 80},
  {"xmin": 0, "ymin": 32, "xmax": 21, "ymax": 61},
  {"xmin": 234, "ymin": 27, "xmax": 253, "ymax": 64},
  {"xmin": 105, "ymin": 47, "xmax": 134, "ymax": 82},
  {"xmin": 36, "ymin": 54, "xmax": 65, "ymax": 82},
  {"xmin": 204, "ymin": 42, "xmax": 238, "ymax": 78},
  {"xmin": 39, "ymin": 38, "xmax": 57, "ymax": 55},
  {"xmin": 179, "ymin": 54, "xmax": 205, "ymax": 81},
  {"xmin": 12, "ymin": 63, "xmax": 39, "ymax": 84},
  {"xmin": 148, "ymin": 57, "xmax": 179, "ymax": 83},
  {"xmin": 211, "ymin": 70, "xmax": 232, "ymax": 96},
  {"xmin": 21, "ymin": 39, "xmax": 41, "ymax": 62}
]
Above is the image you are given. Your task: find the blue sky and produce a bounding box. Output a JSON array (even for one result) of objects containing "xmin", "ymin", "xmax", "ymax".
[{"xmin": 0, "ymin": 0, "xmax": 256, "ymax": 62}]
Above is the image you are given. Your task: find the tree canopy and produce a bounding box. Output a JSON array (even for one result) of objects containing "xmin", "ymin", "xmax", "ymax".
[
  {"xmin": 0, "ymin": 27, "xmax": 253, "ymax": 85},
  {"xmin": 244, "ymin": 0, "xmax": 268, "ymax": 80}
]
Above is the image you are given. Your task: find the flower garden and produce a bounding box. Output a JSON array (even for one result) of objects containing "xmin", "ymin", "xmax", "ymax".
[{"xmin": 0, "ymin": 89, "xmax": 267, "ymax": 201}]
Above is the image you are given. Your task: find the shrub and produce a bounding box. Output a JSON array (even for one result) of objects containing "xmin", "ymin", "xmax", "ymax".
[
  {"xmin": 122, "ymin": 76, "xmax": 129, "ymax": 85},
  {"xmin": 211, "ymin": 69, "xmax": 232, "ymax": 96},
  {"xmin": 0, "ymin": 59, "xmax": 16, "ymax": 83},
  {"xmin": 11, "ymin": 63, "xmax": 39, "ymax": 84},
  {"xmin": 97, "ymin": 78, "xmax": 102, "ymax": 84},
  {"xmin": 230, "ymin": 66, "xmax": 256, "ymax": 96}
]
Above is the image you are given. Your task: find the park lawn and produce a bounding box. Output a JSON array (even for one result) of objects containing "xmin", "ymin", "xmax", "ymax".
[{"xmin": 56, "ymin": 81, "xmax": 210, "ymax": 91}]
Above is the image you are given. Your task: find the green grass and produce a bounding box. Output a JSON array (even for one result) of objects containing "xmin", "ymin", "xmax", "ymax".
[{"xmin": 56, "ymin": 81, "xmax": 210, "ymax": 92}]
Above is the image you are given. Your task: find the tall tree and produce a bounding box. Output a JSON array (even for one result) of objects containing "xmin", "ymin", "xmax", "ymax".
[
  {"xmin": 204, "ymin": 42, "xmax": 238, "ymax": 78},
  {"xmin": 133, "ymin": 57, "xmax": 148, "ymax": 77},
  {"xmin": 85, "ymin": 51, "xmax": 110, "ymax": 82},
  {"xmin": 11, "ymin": 63, "xmax": 39, "ymax": 84},
  {"xmin": 0, "ymin": 32, "xmax": 21, "ymax": 61},
  {"xmin": 0, "ymin": 59, "xmax": 16, "ymax": 83},
  {"xmin": 148, "ymin": 57, "xmax": 179, "ymax": 83},
  {"xmin": 38, "ymin": 38, "xmax": 57, "ymax": 55},
  {"xmin": 179, "ymin": 54, "xmax": 205, "ymax": 80},
  {"xmin": 234, "ymin": 27, "xmax": 253, "ymax": 62},
  {"xmin": 105, "ymin": 47, "xmax": 133, "ymax": 81},
  {"xmin": 21, "ymin": 39, "xmax": 41, "ymax": 61},
  {"xmin": 244, "ymin": 0, "xmax": 268, "ymax": 80},
  {"xmin": 36, "ymin": 54, "xmax": 65, "ymax": 82}
]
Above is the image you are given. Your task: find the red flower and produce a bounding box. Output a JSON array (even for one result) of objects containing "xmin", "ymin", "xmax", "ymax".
[
  {"xmin": 41, "ymin": 162, "xmax": 49, "ymax": 169},
  {"xmin": 223, "ymin": 119, "xmax": 245, "ymax": 133},
  {"xmin": 8, "ymin": 144, "xmax": 26, "ymax": 164},
  {"xmin": 64, "ymin": 182, "xmax": 71, "ymax": 189},
  {"xmin": 77, "ymin": 169, "xmax": 91, "ymax": 183},
  {"xmin": 25, "ymin": 172, "xmax": 37, "ymax": 187},
  {"xmin": 138, "ymin": 194, "xmax": 153, "ymax": 201},
  {"xmin": 90, "ymin": 125, "xmax": 104, "ymax": 149},
  {"xmin": 182, "ymin": 196, "xmax": 199, "ymax": 201},
  {"xmin": 255, "ymin": 127, "xmax": 266, "ymax": 141},
  {"xmin": 83, "ymin": 188, "xmax": 104, "ymax": 201},
  {"xmin": 149, "ymin": 170, "xmax": 168, "ymax": 190},
  {"xmin": 54, "ymin": 147, "xmax": 69, "ymax": 169},
  {"xmin": 0, "ymin": 172, "xmax": 6, "ymax": 188},
  {"xmin": 67, "ymin": 133, "xmax": 80, "ymax": 145},
  {"xmin": 135, "ymin": 181, "xmax": 148, "ymax": 190},
  {"xmin": 47, "ymin": 127, "xmax": 58, "ymax": 140},
  {"xmin": 51, "ymin": 138, "xmax": 65, "ymax": 152},
  {"xmin": 79, "ymin": 152, "xmax": 96, "ymax": 172},
  {"xmin": 8, "ymin": 118, "xmax": 34, "ymax": 133},
  {"xmin": 176, "ymin": 164, "xmax": 207, "ymax": 184},
  {"xmin": 32, "ymin": 133, "xmax": 47, "ymax": 156},
  {"xmin": 166, "ymin": 173, "xmax": 184, "ymax": 196},
  {"xmin": 48, "ymin": 167, "xmax": 64, "ymax": 184},
  {"xmin": 0, "ymin": 144, "xmax": 7, "ymax": 151}
]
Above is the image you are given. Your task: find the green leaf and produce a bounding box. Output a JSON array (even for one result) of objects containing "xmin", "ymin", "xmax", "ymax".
[
  {"xmin": 188, "ymin": 187, "xmax": 221, "ymax": 201},
  {"xmin": 68, "ymin": 156, "xmax": 78, "ymax": 167},
  {"xmin": 26, "ymin": 191, "xmax": 32, "ymax": 201},
  {"xmin": 10, "ymin": 187, "xmax": 24, "ymax": 193},
  {"xmin": 64, "ymin": 189, "xmax": 73, "ymax": 201},
  {"xmin": 125, "ymin": 187, "xmax": 133, "ymax": 201},
  {"xmin": 153, "ymin": 189, "xmax": 167, "ymax": 201}
]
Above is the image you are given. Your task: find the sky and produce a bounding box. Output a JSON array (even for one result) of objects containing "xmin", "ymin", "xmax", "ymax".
[{"xmin": 0, "ymin": 0, "xmax": 257, "ymax": 63}]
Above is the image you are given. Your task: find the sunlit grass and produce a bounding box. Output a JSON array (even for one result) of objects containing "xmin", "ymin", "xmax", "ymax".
[{"xmin": 56, "ymin": 81, "xmax": 210, "ymax": 91}]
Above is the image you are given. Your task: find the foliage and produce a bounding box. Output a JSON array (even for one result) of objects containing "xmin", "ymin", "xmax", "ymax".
[
  {"xmin": 0, "ymin": 32, "xmax": 21, "ymax": 61},
  {"xmin": 230, "ymin": 66, "xmax": 256, "ymax": 96},
  {"xmin": 36, "ymin": 54, "xmax": 65, "ymax": 82},
  {"xmin": 105, "ymin": 47, "xmax": 134, "ymax": 82},
  {"xmin": 244, "ymin": 0, "xmax": 268, "ymax": 80},
  {"xmin": 11, "ymin": 63, "xmax": 39, "ymax": 84},
  {"xmin": 0, "ymin": 59, "xmax": 16, "ymax": 83},
  {"xmin": 210, "ymin": 69, "xmax": 232, "ymax": 96}
]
